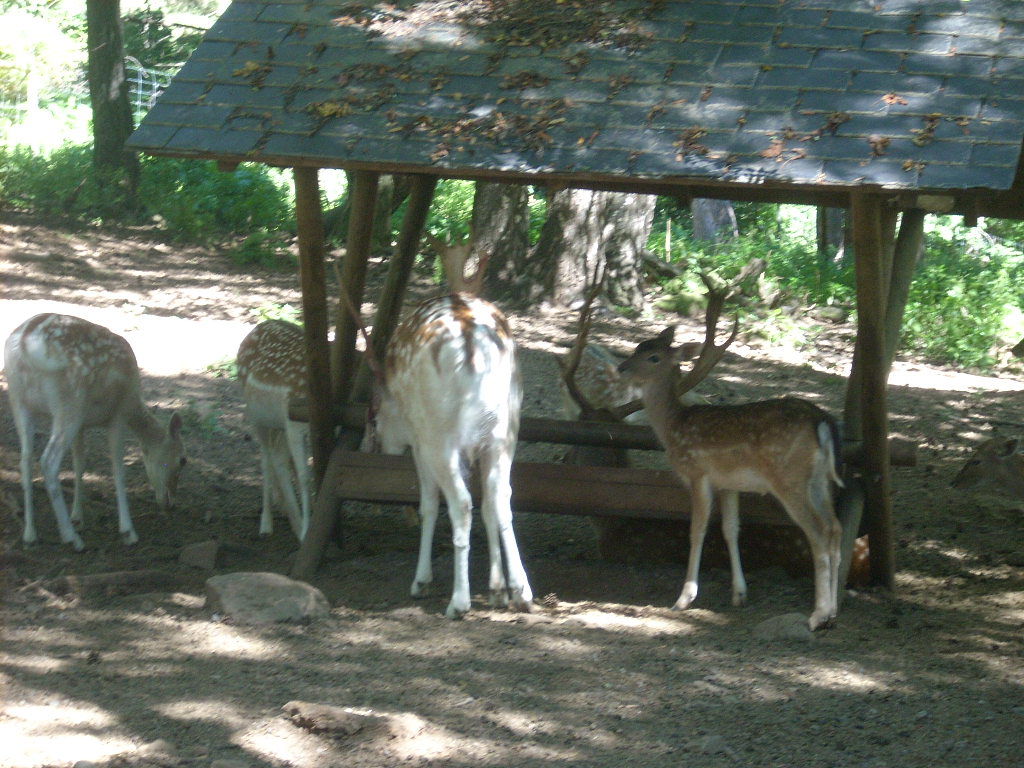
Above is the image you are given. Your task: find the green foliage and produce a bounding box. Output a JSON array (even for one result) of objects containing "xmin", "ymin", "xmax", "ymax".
[
  {"xmin": 139, "ymin": 156, "xmax": 293, "ymax": 239},
  {"xmin": 0, "ymin": 144, "xmax": 138, "ymax": 220},
  {"xmin": 228, "ymin": 230, "xmax": 294, "ymax": 269},
  {"xmin": 425, "ymin": 179, "xmax": 474, "ymax": 242},
  {"xmin": 123, "ymin": 7, "xmax": 204, "ymax": 69},
  {"xmin": 253, "ymin": 303, "xmax": 302, "ymax": 324},
  {"xmin": 901, "ymin": 218, "xmax": 1022, "ymax": 368}
]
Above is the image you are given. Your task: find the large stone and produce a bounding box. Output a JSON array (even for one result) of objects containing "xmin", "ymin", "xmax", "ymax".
[{"xmin": 205, "ymin": 572, "xmax": 330, "ymax": 624}]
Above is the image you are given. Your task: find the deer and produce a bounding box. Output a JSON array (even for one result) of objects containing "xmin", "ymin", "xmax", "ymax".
[
  {"xmin": 4, "ymin": 313, "xmax": 186, "ymax": 550},
  {"xmin": 616, "ymin": 290, "xmax": 845, "ymax": 631},
  {"xmin": 363, "ymin": 293, "xmax": 534, "ymax": 619},
  {"xmin": 236, "ymin": 318, "xmax": 315, "ymax": 541},
  {"xmin": 952, "ymin": 434, "xmax": 1024, "ymax": 496}
]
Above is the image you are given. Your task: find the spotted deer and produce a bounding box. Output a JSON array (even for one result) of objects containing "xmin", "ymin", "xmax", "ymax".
[
  {"xmin": 236, "ymin": 319, "xmax": 314, "ymax": 541},
  {"xmin": 365, "ymin": 293, "xmax": 533, "ymax": 619},
  {"xmin": 4, "ymin": 313, "xmax": 186, "ymax": 550},
  {"xmin": 952, "ymin": 434, "xmax": 1024, "ymax": 496},
  {"xmin": 617, "ymin": 293, "xmax": 845, "ymax": 631}
]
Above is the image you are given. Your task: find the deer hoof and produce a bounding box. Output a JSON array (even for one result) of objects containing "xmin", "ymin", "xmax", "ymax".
[
  {"xmin": 445, "ymin": 602, "xmax": 469, "ymax": 620},
  {"xmin": 488, "ymin": 589, "xmax": 509, "ymax": 608},
  {"xmin": 732, "ymin": 591, "xmax": 748, "ymax": 607},
  {"xmin": 808, "ymin": 611, "xmax": 836, "ymax": 631},
  {"xmin": 121, "ymin": 529, "xmax": 139, "ymax": 546},
  {"xmin": 410, "ymin": 581, "xmax": 432, "ymax": 598}
]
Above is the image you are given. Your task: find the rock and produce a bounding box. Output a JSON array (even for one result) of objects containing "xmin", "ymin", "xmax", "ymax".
[
  {"xmin": 205, "ymin": 572, "xmax": 330, "ymax": 624},
  {"xmin": 752, "ymin": 612, "xmax": 815, "ymax": 643},
  {"xmin": 179, "ymin": 540, "xmax": 220, "ymax": 570},
  {"xmin": 283, "ymin": 700, "xmax": 390, "ymax": 739}
]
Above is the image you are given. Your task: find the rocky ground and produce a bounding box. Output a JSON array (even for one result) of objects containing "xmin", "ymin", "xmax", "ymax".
[{"xmin": 1, "ymin": 210, "xmax": 1023, "ymax": 768}]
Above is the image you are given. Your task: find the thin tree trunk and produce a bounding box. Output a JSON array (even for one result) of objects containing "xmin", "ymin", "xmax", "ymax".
[
  {"xmin": 690, "ymin": 198, "xmax": 738, "ymax": 242},
  {"xmin": 86, "ymin": 0, "xmax": 139, "ymax": 200}
]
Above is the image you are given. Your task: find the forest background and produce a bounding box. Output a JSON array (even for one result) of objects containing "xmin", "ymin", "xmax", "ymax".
[{"xmin": 3, "ymin": 0, "xmax": 1024, "ymax": 371}]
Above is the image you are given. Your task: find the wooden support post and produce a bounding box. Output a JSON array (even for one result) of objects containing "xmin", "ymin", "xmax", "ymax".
[
  {"xmin": 293, "ymin": 167, "xmax": 334, "ymax": 483},
  {"xmin": 334, "ymin": 170, "xmax": 380, "ymax": 404},
  {"xmin": 882, "ymin": 208, "xmax": 925, "ymax": 372},
  {"xmin": 352, "ymin": 174, "xmax": 438, "ymax": 403},
  {"xmin": 850, "ymin": 192, "xmax": 896, "ymax": 590}
]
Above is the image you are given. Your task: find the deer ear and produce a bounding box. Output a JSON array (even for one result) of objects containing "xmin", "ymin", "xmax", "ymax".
[
  {"xmin": 657, "ymin": 326, "xmax": 676, "ymax": 345},
  {"xmin": 169, "ymin": 412, "xmax": 183, "ymax": 438},
  {"xmin": 676, "ymin": 341, "xmax": 703, "ymax": 361}
]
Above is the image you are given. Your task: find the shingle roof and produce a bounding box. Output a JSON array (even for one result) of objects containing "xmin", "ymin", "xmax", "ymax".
[{"xmin": 127, "ymin": 0, "xmax": 1024, "ymax": 194}]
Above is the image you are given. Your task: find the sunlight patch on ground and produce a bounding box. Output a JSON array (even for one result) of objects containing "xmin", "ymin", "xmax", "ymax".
[
  {"xmin": 888, "ymin": 361, "xmax": 1024, "ymax": 393},
  {"xmin": 155, "ymin": 698, "xmax": 252, "ymax": 730},
  {"xmin": 185, "ymin": 622, "xmax": 287, "ymax": 659},
  {"xmin": 562, "ymin": 607, "xmax": 700, "ymax": 635},
  {"xmin": 0, "ymin": 702, "xmax": 134, "ymax": 768}
]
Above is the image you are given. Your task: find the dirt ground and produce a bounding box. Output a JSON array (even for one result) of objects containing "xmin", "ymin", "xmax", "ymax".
[{"xmin": 1, "ymin": 209, "xmax": 1023, "ymax": 768}]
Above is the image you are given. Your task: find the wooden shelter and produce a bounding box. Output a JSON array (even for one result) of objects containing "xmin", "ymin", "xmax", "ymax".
[{"xmin": 127, "ymin": 0, "xmax": 1024, "ymax": 587}]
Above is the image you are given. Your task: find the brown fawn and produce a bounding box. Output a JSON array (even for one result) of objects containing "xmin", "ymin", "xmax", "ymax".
[
  {"xmin": 365, "ymin": 293, "xmax": 533, "ymax": 619},
  {"xmin": 617, "ymin": 295, "xmax": 845, "ymax": 631},
  {"xmin": 4, "ymin": 313, "xmax": 185, "ymax": 550},
  {"xmin": 236, "ymin": 319, "xmax": 313, "ymax": 540},
  {"xmin": 952, "ymin": 434, "xmax": 1024, "ymax": 496}
]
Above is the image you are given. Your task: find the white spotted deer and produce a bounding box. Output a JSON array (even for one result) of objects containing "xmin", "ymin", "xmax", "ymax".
[
  {"xmin": 365, "ymin": 293, "xmax": 533, "ymax": 619},
  {"xmin": 617, "ymin": 292, "xmax": 845, "ymax": 630},
  {"xmin": 4, "ymin": 313, "xmax": 186, "ymax": 550},
  {"xmin": 236, "ymin": 319, "xmax": 313, "ymax": 541}
]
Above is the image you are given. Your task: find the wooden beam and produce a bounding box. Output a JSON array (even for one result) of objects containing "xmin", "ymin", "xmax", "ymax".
[
  {"xmin": 850, "ymin": 192, "xmax": 896, "ymax": 590},
  {"xmin": 327, "ymin": 450, "xmax": 791, "ymax": 525},
  {"xmin": 334, "ymin": 170, "xmax": 380, "ymax": 404},
  {"xmin": 287, "ymin": 402, "xmax": 917, "ymax": 466},
  {"xmin": 351, "ymin": 174, "xmax": 438, "ymax": 403},
  {"xmin": 292, "ymin": 167, "xmax": 334, "ymax": 482}
]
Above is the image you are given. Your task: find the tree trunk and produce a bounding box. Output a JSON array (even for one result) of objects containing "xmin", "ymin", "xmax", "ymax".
[
  {"xmin": 86, "ymin": 0, "xmax": 139, "ymax": 199},
  {"xmin": 325, "ymin": 174, "xmax": 411, "ymax": 248},
  {"xmin": 690, "ymin": 198, "xmax": 738, "ymax": 242},
  {"xmin": 473, "ymin": 182, "xmax": 531, "ymax": 300},
  {"xmin": 529, "ymin": 189, "xmax": 654, "ymax": 309}
]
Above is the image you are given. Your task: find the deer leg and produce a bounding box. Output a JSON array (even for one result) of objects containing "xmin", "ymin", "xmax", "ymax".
[
  {"xmin": 39, "ymin": 425, "xmax": 85, "ymax": 551},
  {"xmin": 253, "ymin": 425, "xmax": 277, "ymax": 536},
  {"xmin": 106, "ymin": 423, "xmax": 138, "ymax": 545},
  {"xmin": 410, "ymin": 452, "xmax": 440, "ymax": 600},
  {"xmin": 719, "ymin": 490, "xmax": 747, "ymax": 607},
  {"xmin": 284, "ymin": 420, "xmax": 312, "ymax": 540},
  {"xmin": 675, "ymin": 478, "xmax": 712, "ymax": 610},
  {"xmin": 71, "ymin": 432, "xmax": 86, "ymax": 528},
  {"xmin": 778, "ymin": 493, "xmax": 837, "ymax": 631},
  {"xmin": 433, "ymin": 451, "xmax": 474, "ymax": 620},
  {"xmin": 11, "ymin": 402, "xmax": 38, "ymax": 546},
  {"xmin": 480, "ymin": 445, "xmax": 533, "ymax": 611}
]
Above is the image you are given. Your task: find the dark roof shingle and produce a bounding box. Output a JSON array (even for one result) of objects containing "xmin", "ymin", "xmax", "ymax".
[{"xmin": 127, "ymin": 0, "xmax": 1024, "ymax": 193}]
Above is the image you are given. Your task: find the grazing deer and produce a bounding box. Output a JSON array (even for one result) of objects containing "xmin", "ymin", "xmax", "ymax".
[
  {"xmin": 952, "ymin": 435, "xmax": 1024, "ymax": 496},
  {"xmin": 365, "ymin": 293, "xmax": 533, "ymax": 619},
  {"xmin": 236, "ymin": 319, "xmax": 315, "ymax": 541},
  {"xmin": 4, "ymin": 313, "xmax": 185, "ymax": 550},
  {"xmin": 617, "ymin": 294, "xmax": 844, "ymax": 631}
]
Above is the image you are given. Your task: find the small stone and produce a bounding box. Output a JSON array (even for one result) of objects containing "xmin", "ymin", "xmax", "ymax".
[
  {"xmin": 205, "ymin": 572, "xmax": 330, "ymax": 624},
  {"xmin": 752, "ymin": 613, "xmax": 815, "ymax": 643}
]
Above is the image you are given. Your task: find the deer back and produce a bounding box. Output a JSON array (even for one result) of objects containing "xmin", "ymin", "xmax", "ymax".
[
  {"xmin": 236, "ymin": 320, "xmax": 307, "ymax": 426},
  {"xmin": 5, "ymin": 313, "xmax": 145, "ymax": 427},
  {"xmin": 377, "ymin": 294, "xmax": 520, "ymax": 454}
]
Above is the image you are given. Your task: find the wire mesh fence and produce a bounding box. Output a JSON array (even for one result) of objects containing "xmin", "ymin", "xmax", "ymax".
[{"xmin": 0, "ymin": 59, "xmax": 178, "ymax": 136}]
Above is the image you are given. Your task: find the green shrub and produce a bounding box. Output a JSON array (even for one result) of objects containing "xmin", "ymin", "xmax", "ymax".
[{"xmin": 139, "ymin": 156, "xmax": 293, "ymax": 239}]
